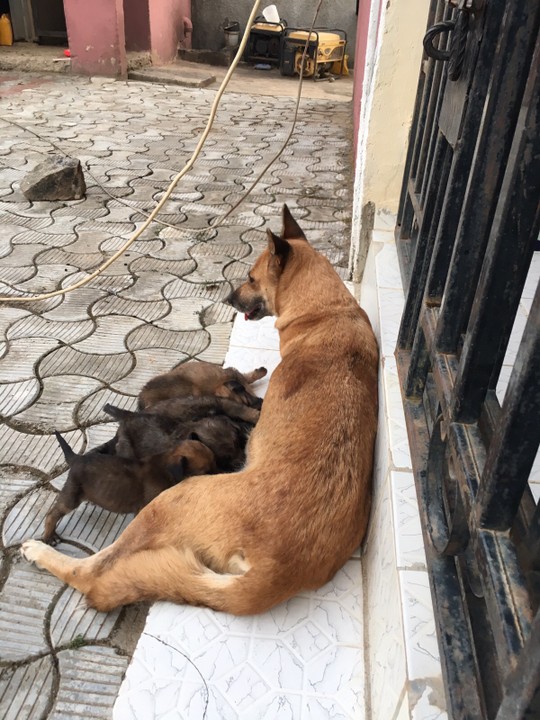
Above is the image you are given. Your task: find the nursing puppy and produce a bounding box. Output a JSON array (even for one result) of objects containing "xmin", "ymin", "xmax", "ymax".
[
  {"xmin": 105, "ymin": 397, "xmax": 259, "ymax": 466},
  {"xmin": 105, "ymin": 402, "xmax": 255, "ymax": 472},
  {"xmin": 138, "ymin": 360, "xmax": 266, "ymax": 410},
  {"xmin": 43, "ymin": 432, "xmax": 216, "ymax": 545},
  {"xmin": 21, "ymin": 205, "xmax": 378, "ymax": 615}
]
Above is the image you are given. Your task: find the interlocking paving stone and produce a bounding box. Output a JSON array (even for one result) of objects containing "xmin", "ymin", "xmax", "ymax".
[
  {"xmin": 42, "ymin": 287, "xmax": 107, "ymax": 321},
  {"xmin": 0, "ymin": 337, "xmax": 61, "ymax": 382},
  {"xmin": 196, "ymin": 323, "xmax": 233, "ymax": 363},
  {"xmin": 49, "ymin": 647, "xmax": 129, "ymax": 720},
  {"xmin": 50, "ymin": 586, "xmax": 121, "ymax": 649},
  {"xmin": 62, "ymin": 270, "xmax": 135, "ymax": 295},
  {"xmin": 39, "ymin": 346, "xmax": 134, "ymax": 384},
  {"xmin": 162, "ymin": 276, "xmax": 228, "ymax": 302},
  {"xmin": 3, "ymin": 487, "xmax": 58, "ymax": 547},
  {"xmin": 0, "ymin": 562, "xmax": 63, "ymax": 661},
  {"xmin": 85, "ymin": 422, "xmax": 119, "ymax": 450},
  {"xmin": 0, "ymin": 655, "xmax": 55, "ymax": 720},
  {"xmin": 0, "ymin": 426, "xmax": 84, "ymax": 475},
  {"xmin": 7, "ymin": 315, "xmax": 94, "ymax": 344},
  {"xmin": 91, "ymin": 294, "xmax": 170, "ymax": 323},
  {"xmin": 202, "ymin": 301, "xmax": 236, "ymax": 326},
  {"xmin": 126, "ymin": 325, "xmax": 207, "ymax": 355},
  {"xmin": 77, "ymin": 388, "xmax": 138, "ymax": 425},
  {"xmin": 15, "ymin": 265, "xmax": 78, "ymax": 297},
  {"xmin": 186, "ymin": 254, "xmax": 234, "ymax": 284},
  {"xmin": 127, "ymin": 257, "xmax": 196, "ymax": 276},
  {"xmin": 223, "ymin": 260, "xmax": 251, "ymax": 282},
  {"xmin": 0, "ymin": 70, "xmax": 353, "ymax": 717},
  {"xmin": 116, "ymin": 271, "xmax": 179, "ymax": 301},
  {"xmin": 98, "ymin": 236, "xmax": 164, "ymax": 257},
  {"xmin": 13, "ymin": 375, "xmax": 104, "ymax": 432},
  {"xmin": 0, "ymin": 467, "xmax": 41, "ymax": 514},
  {"xmin": 110, "ymin": 347, "xmax": 188, "ymax": 395},
  {"xmin": 38, "ymin": 247, "xmax": 104, "ymax": 270},
  {"xmin": 70, "ymin": 316, "xmax": 144, "ymax": 355},
  {"xmin": 56, "ymin": 503, "xmax": 134, "ymax": 553},
  {"xmin": 0, "ymin": 378, "xmax": 41, "ymax": 416},
  {"xmin": 151, "ymin": 297, "xmax": 211, "ymax": 331}
]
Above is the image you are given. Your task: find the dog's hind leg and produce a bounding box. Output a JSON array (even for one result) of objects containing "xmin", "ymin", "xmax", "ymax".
[
  {"xmin": 43, "ymin": 501, "xmax": 75, "ymax": 545},
  {"xmin": 43, "ymin": 483, "xmax": 82, "ymax": 544},
  {"xmin": 25, "ymin": 541, "xmax": 285, "ymax": 615}
]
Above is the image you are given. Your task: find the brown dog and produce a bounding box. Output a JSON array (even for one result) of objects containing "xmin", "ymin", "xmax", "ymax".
[
  {"xmin": 21, "ymin": 205, "xmax": 378, "ymax": 615},
  {"xmin": 138, "ymin": 360, "xmax": 267, "ymax": 410},
  {"xmin": 43, "ymin": 433, "xmax": 216, "ymax": 544}
]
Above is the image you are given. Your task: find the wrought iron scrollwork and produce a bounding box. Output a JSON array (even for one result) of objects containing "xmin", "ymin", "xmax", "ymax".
[
  {"xmin": 423, "ymin": 0, "xmax": 474, "ymax": 81},
  {"xmin": 425, "ymin": 416, "xmax": 470, "ymax": 555}
]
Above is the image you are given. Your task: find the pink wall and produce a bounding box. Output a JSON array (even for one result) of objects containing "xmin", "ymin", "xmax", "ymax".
[
  {"xmin": 64, "ymin": 0, "xmax": 127, "ymax": 78},
  {"xmin": 64, "ymin": 0, "xmax": 192, "ymax": 77},
  {"xmin": 148, "ymin": 0, "xmax": 181, "ymax": 63},
  {"xmin": 352, "ymin": 0, "xmax": 383, "ymax": 159},
  {"xmin": 124, "ymin": 0, "xmax": 151, "ymax": 52}
]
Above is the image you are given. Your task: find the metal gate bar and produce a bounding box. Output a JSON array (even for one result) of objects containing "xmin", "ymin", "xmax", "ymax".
[{"xmin": 394, "ymin": 1, "xmax": 540, "ymax": 717}]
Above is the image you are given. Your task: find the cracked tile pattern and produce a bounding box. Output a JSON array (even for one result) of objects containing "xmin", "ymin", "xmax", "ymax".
[
  {"xmin": 0, "ymin": 71, "xmax": 353, "ymax": 718},
  {"xmin": 116, "ymin": 314, "xmax": 365, "ymax": 719}
]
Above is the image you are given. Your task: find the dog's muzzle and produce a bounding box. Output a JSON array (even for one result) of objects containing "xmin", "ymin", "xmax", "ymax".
[{"xmin": 224, "ymin": 289, "xmax": 269, "ymax": 321}]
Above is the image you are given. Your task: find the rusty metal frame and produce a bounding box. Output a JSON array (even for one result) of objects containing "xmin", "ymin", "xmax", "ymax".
[{"xmin": 394, "ymin": 1, "xmax": 540, "ymax": 717}]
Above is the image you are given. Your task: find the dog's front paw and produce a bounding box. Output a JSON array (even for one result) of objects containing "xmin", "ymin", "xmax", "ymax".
[{"xmin": 20, "ymin": 539, "xmax": 48, "ymax": 567}]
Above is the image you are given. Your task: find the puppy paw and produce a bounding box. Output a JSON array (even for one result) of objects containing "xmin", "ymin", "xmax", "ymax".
[
  {"xmin": 20, "ymin": 539, "xmax": 48, "ymax": 566},
  {"xmin": 44, "ymin": 533, "xmax": 61, "ymax": 547}
]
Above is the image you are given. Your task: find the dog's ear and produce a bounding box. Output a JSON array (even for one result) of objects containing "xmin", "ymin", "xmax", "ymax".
[
  {"xmin": 223, "ymin": 379, "xmax": 244, "ymax": 393},
  {"xmin": 167, "ymin": 457, "xmax": 187, "ymax": 484},
  {"xmin": 282, "ymin": 204, "xmax": 307, "ymax": 241},
  {"xmin": 267, "ymin": 229, "xmax": 290, "ymax": 269}
]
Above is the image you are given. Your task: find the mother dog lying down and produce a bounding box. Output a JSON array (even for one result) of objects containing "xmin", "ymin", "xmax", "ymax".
[{"xmin": 21, "ymin": 205, "xmax": 378, "ymax": 614}]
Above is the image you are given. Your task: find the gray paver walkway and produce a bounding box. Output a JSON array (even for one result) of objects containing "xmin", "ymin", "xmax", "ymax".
[{"xmin": 0, "ymin": 69, "xmax": 353, "ymax": 717}]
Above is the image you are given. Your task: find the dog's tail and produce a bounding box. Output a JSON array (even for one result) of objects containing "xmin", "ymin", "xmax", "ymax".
[
  {"xmin": 54, "ymin": 431, "xmax": 77, "ymax": 464},
  {"xmin": 103, "ymin": 403, "xmax": 137, "ymax": 421}
]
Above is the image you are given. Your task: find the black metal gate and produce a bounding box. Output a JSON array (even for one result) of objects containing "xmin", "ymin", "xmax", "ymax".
[{"xmin": 394, "ymin": 1, "xmax": 540, "ymax": 718}]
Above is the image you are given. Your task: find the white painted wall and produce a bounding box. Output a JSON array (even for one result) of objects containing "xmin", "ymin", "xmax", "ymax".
[{"xmin": 349, "ymin": 0, "xmax": 429, "ymax": 282}]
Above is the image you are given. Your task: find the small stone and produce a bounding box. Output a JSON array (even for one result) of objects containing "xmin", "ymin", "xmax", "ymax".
[{"xmin": 20, "ymin": 156, "xmax": 86, "ymax": 201}]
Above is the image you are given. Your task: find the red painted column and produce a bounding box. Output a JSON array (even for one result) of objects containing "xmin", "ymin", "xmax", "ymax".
[
  {"xmin": 147, "ymin": 0, "xmax": 192, "ymax": 64},
  {"xmin": 352, "ymin": 0, "xmax": 374, "ymax": 158},
  {"xmin": 64, "ymin": 0, "xmax": 127, "ymax": 78}
]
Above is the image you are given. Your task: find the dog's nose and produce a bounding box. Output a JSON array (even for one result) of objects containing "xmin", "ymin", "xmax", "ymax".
[{"xmin": 223, "ymin": 290, "xmax": 234, "ymax": 306}]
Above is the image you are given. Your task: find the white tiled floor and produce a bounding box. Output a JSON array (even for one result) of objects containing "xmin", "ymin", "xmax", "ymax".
[
  {"xmin": 360, "ymin": 225, "xmax": 447, "ymax": 720},
  {"xmin": 114, "ymin": 314, "xmax": 366, "ymax": 720},
  {"xmin": 496, "ymin": 253, "xmax": 540, "ymax": 499}
]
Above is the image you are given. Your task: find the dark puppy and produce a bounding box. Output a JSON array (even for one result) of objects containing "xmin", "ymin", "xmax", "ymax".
[
  {"xmin": 105, "ymin": 400, "xmax": 256, "ymax": 472},
  {"xmin": 138, "ymin": 360, "xmax": 267, "ymax": 410},
  {"xmin": 43, "ymin": 432, "xmax": 216, "ymax": 545}
]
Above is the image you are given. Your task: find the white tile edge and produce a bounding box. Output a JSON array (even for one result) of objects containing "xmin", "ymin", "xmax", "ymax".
[{"xmin": 362, "ymin": 226, "xmax": 448, "ymax": 720}]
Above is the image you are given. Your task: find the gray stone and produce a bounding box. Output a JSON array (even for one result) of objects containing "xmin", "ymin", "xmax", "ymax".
[
  {"xmin": 50, "ymin": 647, "xmax": 129, "ymax": 720},
  {"xmin": 0, "ymin": 655, "xmax": 54, "ymax": 720},
  {"xmin": 20, "ymin": 156, "xmax": 86, "ymax": 202},
  {"xmin": 50, "ymin": 586, "xmax": 121, "ymax": 649}
]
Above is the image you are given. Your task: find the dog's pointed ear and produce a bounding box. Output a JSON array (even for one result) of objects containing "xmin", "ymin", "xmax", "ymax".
[
  {"xmin": 282, "ymin": 204, "xmax": 307, "ymax": 241},
  {"xmin": 267, "ymin": 229, "xmax": 291, "ymax": 268}
]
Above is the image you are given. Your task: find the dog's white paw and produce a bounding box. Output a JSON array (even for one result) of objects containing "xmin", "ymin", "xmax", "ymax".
[{"xmin": 20, "ymin": 539, "xmax": 47, "ymax": 566}]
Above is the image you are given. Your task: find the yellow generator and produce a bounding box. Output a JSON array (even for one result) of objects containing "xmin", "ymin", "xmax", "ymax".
[
  {"xmin": 245, "ymin": 17, "xmax": 288, "ymax": 66},
  {"xmin": 280, "ymin": 28, "xmax": 347, "ymax": 80}
]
